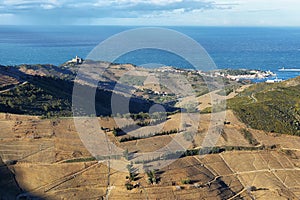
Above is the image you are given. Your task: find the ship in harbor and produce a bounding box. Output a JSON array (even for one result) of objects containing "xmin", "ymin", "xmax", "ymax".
[{"xmin": 279, "ymin": 67, "xmax": 300, "ymax": 72}]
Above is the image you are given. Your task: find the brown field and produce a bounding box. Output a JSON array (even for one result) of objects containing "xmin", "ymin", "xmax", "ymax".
[{"xmin": 1, "ymin": 105, "xmax": 300, "ymax": 199}]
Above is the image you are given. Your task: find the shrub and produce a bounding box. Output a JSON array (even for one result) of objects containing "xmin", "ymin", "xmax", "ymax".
[
  {"xmin": 123, "ymin": 149, "xmax": 129, "ymax": 160},
  {"xmin": 181, "ymin": 179, "xmax": 191, "ymax": 184},
  {"xmin": 125, "ymin": 183, "xmax": 134, "ymax": 190},
  {"xmin": 241, "ymin": 129, "xmax": 259, "ymax": 146},
  {"xmin": 146, "ymin": 170, "xmax": 158, "ymax": 184},
  {"xmin": 126, "ymin": 163, "xmax": 137, "ymax": 182}
]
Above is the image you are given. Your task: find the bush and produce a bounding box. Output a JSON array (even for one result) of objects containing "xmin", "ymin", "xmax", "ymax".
[
  {"xmin": 241, "ymin": 129, "xmax": 259, "ymax": 146},
  {"xmin": 125, "ymin": 183, "xmax": 134, "ymax": 190},
  {"xmin": 126, "ymin": 163, "xmax": 137, "ymax": 182},
  {"xmin": 123, "ymin": 149, "xmax": 129, "ymax": 160},
  {"xmin": 181, "ymin": 178, "xmax": 191, "ymax": 184},
  {"xmin": 146, "ymin": 170, "xmax": 158, "ymax": 184}
]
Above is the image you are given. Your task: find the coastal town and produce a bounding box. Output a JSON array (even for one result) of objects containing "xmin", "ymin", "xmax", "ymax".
[
  {"xmin": 206, "ymin": 69, "xmax": 276, "ymax": 81},
  {"xmin": 156, "ymin": 66, "xmax": 276, "ymax": 82}
]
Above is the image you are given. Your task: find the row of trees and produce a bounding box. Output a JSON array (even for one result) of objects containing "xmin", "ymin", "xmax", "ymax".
[
  {"xmin": 119, "ymin": 129, "xmax": 179, "ymax": 142},
  {"xmin": 133, "ymin": 144, "xmax": 278, "ymax": 165}
]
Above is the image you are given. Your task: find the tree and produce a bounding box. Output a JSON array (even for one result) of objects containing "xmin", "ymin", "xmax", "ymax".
[
  {"xmin": 126, "ymin": 163, "xmax": 137, "ymax": 182},
  {"xmin": 7, "ymin": 100, "xmax": 14, "ymax": 108},
  {"xmin": 146, "ymin": 170, "xmax": 158, "ymax": 184},
  {"xmin": 43, "ymin": 104, "xmax": 49, "ymax": 112},
  {"xmin": 123, "ymin": 149, "xmax": 129, "ymax": 160},
  {"xmin": 112, "ymin": 128, "xmax": 117, "ymax": 136},
  {"xmin": 125, "ymin": 182, "xmax": 134, "ymax": 190}
]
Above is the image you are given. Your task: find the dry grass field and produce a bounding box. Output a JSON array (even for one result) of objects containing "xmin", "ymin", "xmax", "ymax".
[{"xmin": 0, "ymin": 107, "xmax": 300, "ymax": 199}]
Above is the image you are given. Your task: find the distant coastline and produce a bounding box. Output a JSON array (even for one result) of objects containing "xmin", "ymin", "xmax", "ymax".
[
  {"xmin": 0, "ymin": 61, "xmax": 281, "ymax": 83},
  {"xmin": 1, "ymin": 26, "xmax": 300, "ymax": 82}
]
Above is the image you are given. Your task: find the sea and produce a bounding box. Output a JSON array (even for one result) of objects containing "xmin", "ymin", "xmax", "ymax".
[{"xmin": 1, "ymin": 25, "xmax": 300, "ymax": 80}]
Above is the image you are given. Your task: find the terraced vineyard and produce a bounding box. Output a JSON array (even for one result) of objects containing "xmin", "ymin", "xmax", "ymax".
[{"xmin": 0, "ymin": 109, "xmax": 299, "ymax": 199}]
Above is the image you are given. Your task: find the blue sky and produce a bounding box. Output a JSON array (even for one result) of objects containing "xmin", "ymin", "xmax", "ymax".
[{"xmin": 0, "ymin": 0, "xmax": 299, "ymax": 26}]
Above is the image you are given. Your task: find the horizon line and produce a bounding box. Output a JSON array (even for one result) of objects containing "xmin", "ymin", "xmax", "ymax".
[{"xmin": 1, "ymin": 24, "xmax": 300, "ymax": 28}]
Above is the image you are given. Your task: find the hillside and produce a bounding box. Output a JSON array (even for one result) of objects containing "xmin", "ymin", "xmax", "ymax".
[
  {"xmin": 0, "ymin": 110, "xmax": 299, "ymax": 199},
  {"xmin": 1, "ymin": 63, "xmax": 299, "ymax": 199},
  {"xmin": 228, "ymin": 76, "xmax": 300, "ymax": 135},
  {"xmin": 0, "ymin": 64, "xmax": 181, "ymax": 117},
  {"xmin": 0, "ymin": 62, "xmax": 238, "ymax": 118}
]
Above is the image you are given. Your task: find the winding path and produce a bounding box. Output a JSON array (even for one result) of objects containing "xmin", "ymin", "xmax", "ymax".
[
  {"xmin": 0, "ymin": 81, "xmax": 28, "ymax": 94},
  {"xmin": 250, "ymin": 93, "xmax": 258, "ymax": 102}
]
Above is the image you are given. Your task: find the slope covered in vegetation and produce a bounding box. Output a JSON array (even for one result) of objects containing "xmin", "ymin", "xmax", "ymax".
[{"xmin": 228, "ymin": 76, "xmax": 300, "ymax": 135}]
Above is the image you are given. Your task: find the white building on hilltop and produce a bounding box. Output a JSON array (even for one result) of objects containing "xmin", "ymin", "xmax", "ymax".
[{"xmin": 68, "ymin": 56, "xmax": 83, "ymax": 64}]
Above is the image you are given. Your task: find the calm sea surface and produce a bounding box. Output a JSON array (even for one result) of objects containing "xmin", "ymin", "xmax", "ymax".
[{"xmin": 1, "ymin": 26, "xmax": 300, "ymax": 80}]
